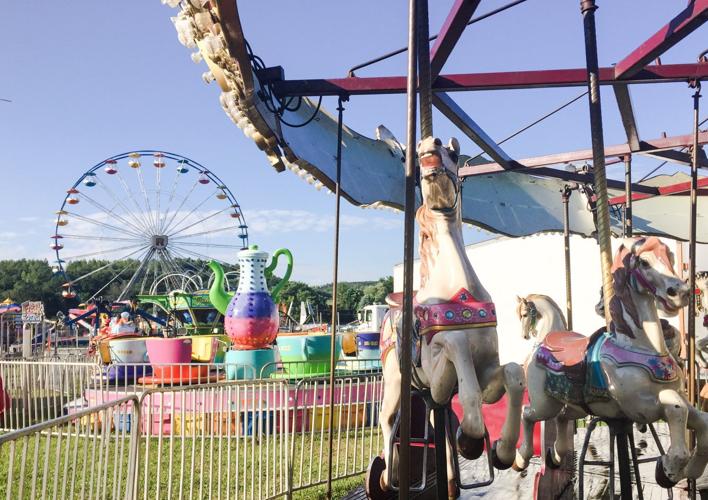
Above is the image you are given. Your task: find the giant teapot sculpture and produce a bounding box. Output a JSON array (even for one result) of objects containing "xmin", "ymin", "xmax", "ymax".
[{"xmin": 208, "ymin": 245, "xmax": 292, "ymax": 350}]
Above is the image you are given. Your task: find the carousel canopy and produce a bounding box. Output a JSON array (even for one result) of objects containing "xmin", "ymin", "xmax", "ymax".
[
  {"xmin": 163, "ymin": 1, "xmax": 708, "ymax": 243},
  {"xmin": 0, "ymin": 299, "xmax": 21, "ymax": 315}
]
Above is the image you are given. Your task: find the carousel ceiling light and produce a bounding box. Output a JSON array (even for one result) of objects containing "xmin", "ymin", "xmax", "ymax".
[
  {"xmin": 202, "ymin": 71, "xmax": 215, "ymax": 84},
  {"xmin": 190, "ymin": 51, "xmax": 203, "ymax": 64},
  {"xmin": 172, "ymin": 17, "xmax": 196, "ymax": 48}
]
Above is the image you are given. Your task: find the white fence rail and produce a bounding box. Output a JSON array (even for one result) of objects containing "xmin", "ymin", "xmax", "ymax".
[
  {"xmin": 0, "ymin": 395, "xmax": 139, "ymax": 500},
  {"xmin": 0, "ymin": 361, "xmax": 383, "ymax": 498}
]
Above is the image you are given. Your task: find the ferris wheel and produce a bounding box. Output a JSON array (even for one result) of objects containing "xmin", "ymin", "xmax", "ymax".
[{"xmin": 52, "ymin": 151, "xmax": 248, "ymax": 301}]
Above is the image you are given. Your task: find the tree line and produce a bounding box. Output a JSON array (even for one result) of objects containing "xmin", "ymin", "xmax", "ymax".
[{"xmin": 0, "ymin": 259, "xmax": 392, "ymax": 321}]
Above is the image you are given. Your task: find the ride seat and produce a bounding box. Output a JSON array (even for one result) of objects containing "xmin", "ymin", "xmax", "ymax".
[{"xmin": 541, "ymin": 331, "xmax": 591, "ymax": 367}]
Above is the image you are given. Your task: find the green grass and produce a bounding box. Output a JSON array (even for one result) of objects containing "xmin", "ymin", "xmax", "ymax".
[{"xmin": 0, "ymin": 427, "xmax": 380, "ymax": 499}]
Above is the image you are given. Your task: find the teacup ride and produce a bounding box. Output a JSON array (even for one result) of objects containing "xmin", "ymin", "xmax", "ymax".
[
  {"xmin": 136, "ymin": 290, "xmax": 229, "ymax": 363},
  {"xmin": 209, "ymin": 245, "xmax": 293, "ymax": 380},
  {"xmin": 139, "ymin": 337, "xmax": 217, "ymax": 385},
  {"xmin": 276, "ymin": 331, "xmax": 343, "ymax": 378}
]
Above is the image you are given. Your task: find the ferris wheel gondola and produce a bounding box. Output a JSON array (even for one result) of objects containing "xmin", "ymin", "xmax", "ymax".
[{"xmin": 53, "ymin": 151, "xmax": 248, "ymax": 302}]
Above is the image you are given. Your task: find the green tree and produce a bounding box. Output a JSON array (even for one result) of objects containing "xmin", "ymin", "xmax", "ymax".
[{"xmin": 357, "ymin": 276, "xmax": 393, "ymax": 310}]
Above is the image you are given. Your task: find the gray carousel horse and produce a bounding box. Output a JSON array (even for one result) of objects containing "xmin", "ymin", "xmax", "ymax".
[{"xmin": 515, "ymin": 237, "xmax": 708, "ymax": 488}]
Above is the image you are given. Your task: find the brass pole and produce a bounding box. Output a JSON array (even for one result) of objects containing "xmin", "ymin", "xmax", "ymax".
[{"xmin": 581, "ymin": 0, "xmax": 613, "ymax": 329}]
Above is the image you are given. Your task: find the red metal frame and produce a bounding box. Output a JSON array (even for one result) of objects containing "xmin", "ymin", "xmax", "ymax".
[
  {"xmin": 609, "ymin": 177, "xmax": 708, "ymax": 205},
  {"xmin": 460, "ymin": 131, "xmax": 708, "ymax": 176},
  {"xmin": 615, "ymin": 0, "xmax": 708, "ymax": 79},
  {"xmin": 429, "ymin": 0, "xmax": 482, "ymax": 79},
  {"xmin": 271, "ymin": 63, "xmax": 708, "ymax": 97}
]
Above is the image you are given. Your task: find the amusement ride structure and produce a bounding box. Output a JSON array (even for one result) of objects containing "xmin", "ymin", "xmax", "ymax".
[
  {"xmin": 52, "ymin": 151, "xmax": 247, "ymax": 302},
  {"xmin": 157, "ymin": 0, "xmax": 708, "ymax": 498}
]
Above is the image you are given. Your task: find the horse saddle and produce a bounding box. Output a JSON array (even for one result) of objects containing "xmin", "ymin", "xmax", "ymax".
[{"xmin": 536, "ymin": 331, "xmax": 591, "ymax": 380}]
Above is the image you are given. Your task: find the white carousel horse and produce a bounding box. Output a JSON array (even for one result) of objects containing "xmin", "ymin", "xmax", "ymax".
[
  {"xmin": 515, "ymin": 294, "xmax": 567, "ymax": 344},
  {"xmin": 377, "ymin": 137, "xmax": 525, "ymax": 494},
  {"xmin": 514, "ymin": 237, "xmax": 708, "ymax": 488}
]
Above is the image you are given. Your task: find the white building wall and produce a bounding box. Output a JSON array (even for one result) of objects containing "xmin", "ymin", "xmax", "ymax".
[{"xmin": 393, "ymin": 234, "xmax": 708, "ymax": 366}]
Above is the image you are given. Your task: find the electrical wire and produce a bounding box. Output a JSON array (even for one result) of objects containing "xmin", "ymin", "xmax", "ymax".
[{"xmin": 246, "ymin": 41, "xmax": 323, "ymax": 128}]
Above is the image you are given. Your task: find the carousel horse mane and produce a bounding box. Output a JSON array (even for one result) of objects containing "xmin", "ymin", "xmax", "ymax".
[
  {"xmin": 609, "ymin": 238, "xmax": 674, "ymax": 338},
  {"xmin": 416, "ymin": 202, "xmax": 457, "ymax": 290}
]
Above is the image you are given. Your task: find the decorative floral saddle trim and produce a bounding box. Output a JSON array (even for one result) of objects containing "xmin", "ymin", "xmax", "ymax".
[
  {"xmin": 414, "ymin": 288, "xmax": 497, "ymax": 344},
  {"xmin": 600, "ymin": 334, "xmax": 679, "ymax": 383}
]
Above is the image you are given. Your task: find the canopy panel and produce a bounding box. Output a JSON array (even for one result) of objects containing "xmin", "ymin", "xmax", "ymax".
[{"xmin": 166, "ymin": 1, "xmax": 708, "ymax": 241}]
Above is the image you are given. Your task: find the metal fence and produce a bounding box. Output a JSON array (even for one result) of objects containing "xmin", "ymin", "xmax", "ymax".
[
  {"xmin": 0, "ymin": 395, "xmax": 139, "ymax": 500},
  {"xmin": 0, "ymin": 361, "xmax": 255, "ymax": 431},
  {"xmin": 289, "ymin": 373, "xmax": 383, "ymax": 494},
  {"xmin": 0, "ymin": 360, "xmax": 383, "ymax": 498}
]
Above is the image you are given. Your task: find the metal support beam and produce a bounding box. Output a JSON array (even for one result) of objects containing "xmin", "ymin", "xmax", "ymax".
[
  {"xmin": 608, "ymin": 176, "xmax": 708, "ymax": 205},
  {"xmin": 613, "ymin": 84, "xmax": 641, "ymax": 151},
  {"xmin": 461, "ymin": 131, "xmax": 708, "ymax": 176},
  {"xmin": 271, "ymin": 63, "xmax": 708, "ymax": 97},
  {"xmin": 640, "ymin": 148, "xmax": 708, "ymax": 168},
  {"xmin": 615, "ymin": 0, "xmax": 708, "ymax": 79},
  {"xmin": 433, "ymin": 93, "xmax": 515, "ymax": 168},
  {"xmin": 430, "ymin": 0, "xmax": 482, "ymax": 79}
]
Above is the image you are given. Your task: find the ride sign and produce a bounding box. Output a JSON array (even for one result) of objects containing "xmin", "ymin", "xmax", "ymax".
[{"xmin": 21, "ymin": 301, "xmax": 44, "ymax": 324}]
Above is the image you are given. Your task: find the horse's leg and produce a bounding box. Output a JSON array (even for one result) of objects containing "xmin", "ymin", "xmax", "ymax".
[
  {"xmin": 682, "ymin": 402, "xmax": 708, "ymax": 480},
  {"xmin": 514, "ymin": 363, "xmax": 563, "ymax": 470},
  {"xmin": 550, "ymin": 416, "xmax": 573, "ymax": 467},
  {"xmin": 656, "ymin": 389, "xmax": 691, "ymax": 487},
  {"xmin": 379, "ymin": 352, "xmax": 402, "ymax": 490},
  {"xmin": 479, "ymin": 361, "xmax": 525, "ymax": 468},
  {"xmin": 430, "ymin": 337, "xmax": 485, "ymax": 460}
]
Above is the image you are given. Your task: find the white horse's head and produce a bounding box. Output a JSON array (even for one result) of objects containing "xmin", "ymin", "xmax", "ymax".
[
  {"xmin": 515, "ymin": 295, "xmax": 538, "ymax": 340},
  {"xmin": 614, "ymin": 237, "xmax": 690, "ymax": 316},
  {"xmin": 417, "ymin": 136, "xmax": 460, "ymax": 211}
]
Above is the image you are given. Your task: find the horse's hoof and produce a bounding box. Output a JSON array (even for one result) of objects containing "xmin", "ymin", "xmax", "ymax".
[
  {"xmin": 655, "ymin": 458, "xmax": 678, "ymax": 489},
  {"xmin": 490, "ymin": 440, "xmax": 513, "ymax": 470},
  {"xmin": 447, "ymin": 479, "xmax": 460, "ymax": 499},
  {"xmin": 366, "ymin": 456, "xmax": 394, "ymax": 499},
  {"xmin": 545, "ymin": 447, "xmax": 560, "ymax": 470},
  {"xmin": 512, "ymin": 451, "xmax": 528, "ymax": 472},
  {"xmin": 456, "ymin": 427, "xmax": 485, "ymax": 461},
  {"xmin": 637, "ymin": 423, "xmax": 648, "ymax": 433}
]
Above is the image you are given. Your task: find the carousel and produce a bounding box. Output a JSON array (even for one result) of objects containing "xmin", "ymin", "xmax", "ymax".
[{"xmin": 158, "ymin": 0, "xmax": 708, "ymax": 498}]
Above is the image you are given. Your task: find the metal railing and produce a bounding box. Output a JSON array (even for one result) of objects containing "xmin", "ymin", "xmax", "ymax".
[
  {"xmin": 289, "ymin": 373, "xmax": 383, "ymax": 494},
  {"xmin": 0, "ymin": 395, "xmax": 139, "ymax": 500},
  {"xmin": 0, "ymin": 361, "xmax": 255, "ymax": 431},
  {"xmin": 0, "ymin": 360, "xmax": 102, "ymax": 431},
  {"xmin": 137, "ymin": 380, "xmax": 291, "ymax": 500},
  {"xmin": 0, "ymin": 360, "xmax": 384, "ymax": 498}
]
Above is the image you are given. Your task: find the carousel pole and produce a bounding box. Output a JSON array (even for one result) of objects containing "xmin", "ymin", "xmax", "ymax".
[
  {"xmin": 688, "ymin": 80, "xmax": 701, "ymax": 410},
  {"xmin": 623, "ymin": 155, "xmax": 633, "ymax": 237},
  {"xmin": 580, "ymin": 0, "xmax": 613, "ymax": 327},
  {"xmin": 326, "ymin": 95, "xmax": 346, "ymax": 500},
  {"xmin": 399, "ymin": 0, "xmax": 419, "ymax": 496},
  {"xmin": 415, "ymin": 1, "xmax": 449, "ymax": 497},
  {"xmin": 687, "ymin": 76, "xmax": 702, "ymax": 500},
  {"xmin": 562, "ymin": 186, "xmax": 574, "ymax": 330},
  {"xmin": 581, "ymin": 2, "xmax": 633, "ymax": 498}
]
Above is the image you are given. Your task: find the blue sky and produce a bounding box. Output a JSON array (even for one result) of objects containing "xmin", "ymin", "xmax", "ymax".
[{"xmin": 1, "ymin": 1, "xmax": 705, "ymax": 285}]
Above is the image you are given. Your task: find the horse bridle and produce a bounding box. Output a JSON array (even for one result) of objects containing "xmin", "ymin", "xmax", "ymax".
[
  {"xmin": 628, "ymin": 239, "xmax": 675, "ymax": 311},
  {"xmin": 422, "ymin": 150, "xmax": 461, "ymax": 215}
]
